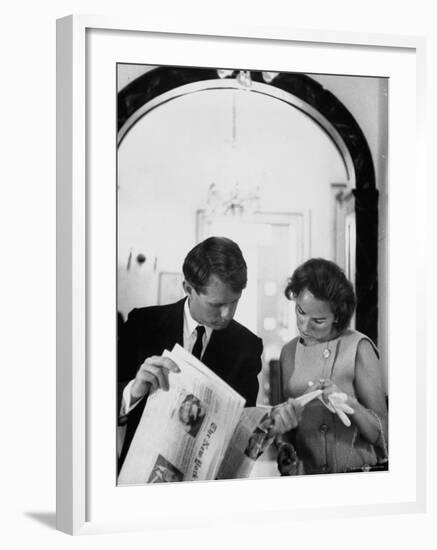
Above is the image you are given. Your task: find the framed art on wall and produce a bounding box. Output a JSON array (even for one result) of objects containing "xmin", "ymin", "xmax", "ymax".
[{"xmin": 57, "ymin": 15, "xmax": 426, "ymax": 535}]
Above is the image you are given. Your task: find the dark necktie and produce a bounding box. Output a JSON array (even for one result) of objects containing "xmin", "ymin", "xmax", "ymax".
[{"xmin": 192, "ymin": 325, "xmax": 205, "ymax": 359}]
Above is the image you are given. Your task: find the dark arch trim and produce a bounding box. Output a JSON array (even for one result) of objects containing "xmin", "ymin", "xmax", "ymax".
[{"xmin": 117, "ymin": 67, "xmax": 378, "ymax": 343}]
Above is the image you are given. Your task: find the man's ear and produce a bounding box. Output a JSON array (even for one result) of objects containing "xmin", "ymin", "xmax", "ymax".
[{"xmin": 182, "ymin": 280, "xmax": 192, "ymax": 296}]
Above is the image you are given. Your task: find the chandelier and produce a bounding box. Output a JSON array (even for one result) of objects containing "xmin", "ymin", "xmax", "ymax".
[
  {"xmin": 202, "ymin": 68, "xmax": 272, "ymax": 219},
  {"xmin": 205, "ymin": 182, "xmax": 261, "ymax": 218}
]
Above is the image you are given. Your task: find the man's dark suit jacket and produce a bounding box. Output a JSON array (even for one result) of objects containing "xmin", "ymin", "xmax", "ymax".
[{"xmin": 118, "ymin": 298, "xmax": 263, "ymax": 467}]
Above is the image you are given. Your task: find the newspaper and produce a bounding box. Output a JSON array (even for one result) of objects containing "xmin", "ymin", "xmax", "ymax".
[
  {"xmin": 216, "ymin": 406, "xmax": 274, "ymax": 480},
  {"xmin": 118, "ymin": 344, "xmax": 321, "ymax": 485},
  {"xmin": 216, "ymin": 389, "xmax": 325, "ymax": 480}
]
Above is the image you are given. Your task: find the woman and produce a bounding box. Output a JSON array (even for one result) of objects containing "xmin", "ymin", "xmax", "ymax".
[{"xmin": 272, "ymin": 258, "xmax": 388, "ymax": 475}]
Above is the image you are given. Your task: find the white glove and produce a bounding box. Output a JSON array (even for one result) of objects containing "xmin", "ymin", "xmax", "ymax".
[{"xmin": 320, "ymin": 391, "xmax": 354, "ymax": 427}]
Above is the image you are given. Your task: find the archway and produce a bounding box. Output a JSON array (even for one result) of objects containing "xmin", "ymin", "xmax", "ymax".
[{"xmin": 117, "ymin": 67, "xmax": 378, "ymax": 343}]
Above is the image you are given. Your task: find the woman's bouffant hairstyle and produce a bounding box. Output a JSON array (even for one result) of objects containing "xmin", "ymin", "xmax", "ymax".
[
  {"xmin": 183, "ymin": 236, "xmax": 247, "ymax": 293},
  {"xmin": 285, "ymin": 258, "xmax": 356, "ymax": 333}
]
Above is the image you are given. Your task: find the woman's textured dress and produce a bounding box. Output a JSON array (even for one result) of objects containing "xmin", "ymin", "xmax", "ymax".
[{"xmin": 281, "ymin": 329, "xmax": 379, "ymax": 474}]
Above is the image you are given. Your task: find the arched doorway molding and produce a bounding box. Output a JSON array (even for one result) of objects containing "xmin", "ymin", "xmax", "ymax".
[{"xmin": 117, "ymin": 67, "xmax": 378, "ymax": 342}]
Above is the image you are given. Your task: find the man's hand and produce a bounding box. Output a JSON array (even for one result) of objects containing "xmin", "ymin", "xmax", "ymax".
[{"xmin": 130, "ymin": 356, "xmax": 180, "ymax": 401}]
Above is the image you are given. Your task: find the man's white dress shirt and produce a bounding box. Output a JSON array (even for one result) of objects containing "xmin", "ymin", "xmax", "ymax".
[{"xmin": 121, "ymin": 299, "xmax": 212, "ymax": 415}]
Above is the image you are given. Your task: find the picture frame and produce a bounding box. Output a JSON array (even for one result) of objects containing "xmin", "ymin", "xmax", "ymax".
[{"xmin": 56, "ymin": 14, "xmax": 427, "ymax": 535}]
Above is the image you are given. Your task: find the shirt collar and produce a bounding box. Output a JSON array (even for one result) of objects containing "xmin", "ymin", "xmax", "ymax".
[{"xmin": 184, "ymin": 298, "xmax": 213, "ymax": 341}]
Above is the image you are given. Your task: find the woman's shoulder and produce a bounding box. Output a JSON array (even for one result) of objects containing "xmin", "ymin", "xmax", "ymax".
[
  {"xmin": 341, "ymin": 328, "xmax": 373, "ymax": 343},
  {"xmin": 340, "ymin": 329, "xmax": 379, "ymax": 358},
  {"xmin": 280, "ymin": 336, "xmax": 300, "ymax": 361}
]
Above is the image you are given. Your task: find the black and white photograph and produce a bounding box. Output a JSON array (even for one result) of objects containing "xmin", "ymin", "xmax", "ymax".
[
  {"xmin": 177, "ymin": 393, "xmax": 207, "ymax": 437},
  {"xmin": 116, "ymin": 63, "xmax": 389, "ymax": 484},
  {"xmin": 1, "ymin": 0, "xmax": 433, "ymax": 542},
  {"xmin": 147, "ymin": 455, "xmax": 184, "ymax": 484},
  {"xmin": 244, "ymin": 414, "xmax": 274, "ymax": 461}
]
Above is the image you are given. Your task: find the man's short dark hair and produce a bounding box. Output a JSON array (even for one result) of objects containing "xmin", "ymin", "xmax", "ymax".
[
  {"xmin": 183, "ymin": 236, "xmax": 247, "ymax": 293},
  {"xmin": 285, "ymin": 258, "xmax": 356, "ymax": 333}
]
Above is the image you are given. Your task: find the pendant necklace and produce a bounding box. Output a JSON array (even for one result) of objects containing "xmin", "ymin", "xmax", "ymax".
[{"xmin": 323, "ymin": 345, "xmax": 331, "ymax": 359}]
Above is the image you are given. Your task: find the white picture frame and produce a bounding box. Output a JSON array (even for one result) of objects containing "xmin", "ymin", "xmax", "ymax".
[{"xmin": 56, "ymin": 14, "xmax": 427, "ymax": 535}]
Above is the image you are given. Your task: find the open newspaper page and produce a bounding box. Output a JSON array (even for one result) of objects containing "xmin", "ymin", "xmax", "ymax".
[
  {"xmin": 216, "ymin": 406, "xmax": 274, "ymax": 480},
  {"xmin": 118, "ymin": 344, "xmax": 245, "ymax": 485},
  {"xmin": 216, "ymin": 388, "xmax": 324, "ymax": 480}
]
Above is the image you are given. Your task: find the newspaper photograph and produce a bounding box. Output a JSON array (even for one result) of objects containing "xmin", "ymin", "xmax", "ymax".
[{"xmin": 216, "ymin": 406, "xmax": 274, "ymax": 480}]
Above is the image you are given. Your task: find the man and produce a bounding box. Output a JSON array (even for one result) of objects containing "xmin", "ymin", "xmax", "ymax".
[{"xmin": 117, "ymin": 236, "xmax": 263, "ymax": 467}]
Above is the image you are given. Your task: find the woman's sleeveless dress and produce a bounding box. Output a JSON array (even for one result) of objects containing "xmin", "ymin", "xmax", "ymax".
[{"xmin": 282, "ymin": 329, "xmax": 379, "ymax": 474}]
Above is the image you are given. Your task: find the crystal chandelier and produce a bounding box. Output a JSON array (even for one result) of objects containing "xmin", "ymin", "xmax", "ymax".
[
  {"xmin": 205, "ymin": 182, "xmax": 261, "ymax": 218},
  {"xmin": 203, "ymin": 67, "xmax": 271, "ymax": 219}
]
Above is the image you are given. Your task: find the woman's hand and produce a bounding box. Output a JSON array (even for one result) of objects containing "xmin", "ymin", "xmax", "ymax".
[
  {"xmin": 276, "ymin": 438, "xmax": 299, "ymax": 476},
  {"xmin": 319, "ymin": 380, "xmax": 355, "ymax": 426},
  {"xmin": 270, "ymin": 399, "xmax": 303, "ymax": 435}
]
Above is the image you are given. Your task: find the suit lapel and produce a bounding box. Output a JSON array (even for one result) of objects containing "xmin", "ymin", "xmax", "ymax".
[{"xmin": 159, "ymin": 299, "xmax": 185, "ymax": 351}]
